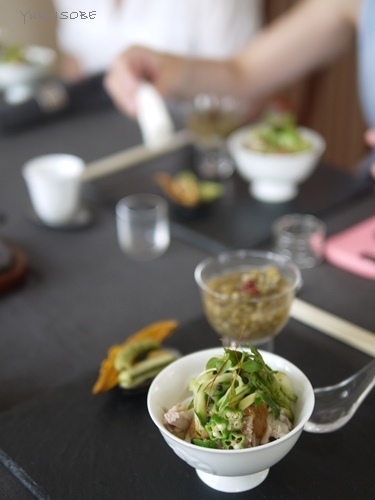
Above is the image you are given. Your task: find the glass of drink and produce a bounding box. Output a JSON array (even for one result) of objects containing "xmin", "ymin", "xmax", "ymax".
[
  {"xmin": 185, "ymin": 93, "xmax": 245, "ymax": 180},
  {"xmin": 194, "ymin": 250, "xmax": 301, "ymax": 352},
  {"xmin": 116, "ymin": 194, "xmax": 170, "ymax": 261}
]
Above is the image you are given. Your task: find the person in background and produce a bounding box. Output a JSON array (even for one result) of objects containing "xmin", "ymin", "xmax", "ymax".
[
  {"xmin": 104, "ymin": 0, "xmax": 375, "ymax": 175},
  {"xmin": 365, "ymin": 130, "xmax": 375, "ymax": 178},
  {"xmin": 53, "ymin": 0, "xmax": 263, "ymax": 81}
]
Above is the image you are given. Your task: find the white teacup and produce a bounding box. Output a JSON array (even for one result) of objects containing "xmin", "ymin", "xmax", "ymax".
[{"xmin": 22, "ymin": 154, "xmax": 85, "ymax": 226}]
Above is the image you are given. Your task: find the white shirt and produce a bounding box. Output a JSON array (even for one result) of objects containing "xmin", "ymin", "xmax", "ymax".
[{"xmin": 54, "ymin": 0, "xmax": 263, "ymax": 74}]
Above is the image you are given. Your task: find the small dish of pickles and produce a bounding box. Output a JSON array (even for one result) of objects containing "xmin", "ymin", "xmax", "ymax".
[
  {"xmin": 154, "ymin": 170, "xmax": 223, "ymax": 219},
  {"xmin": 0, "ymin": 44, "xmax": 56, "ymax": 103},
  {"xmin": 92, "ymin": 320, "xmax": 180, "ymax": 396}
]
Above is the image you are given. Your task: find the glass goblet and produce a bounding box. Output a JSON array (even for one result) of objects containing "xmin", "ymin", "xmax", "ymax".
[
  {"xmin": 194, "ymin": 249, "xmax": 301, "ymax": 352},
  {"xmin": 185, "ymin": 93, "xmax": 245, "ymax": 180}
]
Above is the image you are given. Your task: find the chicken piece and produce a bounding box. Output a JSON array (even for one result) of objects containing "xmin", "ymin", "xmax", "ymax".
[
  {"xmin": 164, "ymin": 402, "xmax": 194, "ymax": 439},
  {"xmin": 261, "ymin": 410, "xmax": 293, "ymax": 445},
  {"xmin": 270, "ymin": 411, "xmax": 292, "ymax": 440}
]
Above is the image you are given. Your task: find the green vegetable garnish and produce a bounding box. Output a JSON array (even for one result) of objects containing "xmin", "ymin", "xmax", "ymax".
[
  {"xmin": 187, "ymin": 346, "xmax": 297, "ymax": 450},
  {"xmin": 114, "ymin": 338, "xmax": 177, "ymax": 389},
  {"xmin": 192, "ymin": 439, "xmax": 218, "ymax": 449},
  {"xmin": 114, "ymin": 338, "xmax": 160, "ymax": 372},
  {"xmin": 205, "ymin": 414, "xmax": 229, "ymax": 440},
  {"xmin": 245, "ymin": 112, "xmax": 312, "ymax": 154},
  {"xmin": 222, "ymin": 432, "xmax": 246, "ymax": 450},
  {"xmin": 154, "ymin": 170, "xmax": 223, "ymax": 207},
  {"xmin": 0, "ymin": 45, "xmax": 26, "ymax": 63}
]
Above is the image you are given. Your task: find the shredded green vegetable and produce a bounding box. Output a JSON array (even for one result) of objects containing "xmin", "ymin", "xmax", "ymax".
[
  {"xmin": 244, "ymin": 112, "xmax": 312, "ymax": 154},
  {"xmin": 0, "ymin": 45, "xmax": 26, "ymax": 63},
  {"xmin": 188, "ymin": 346, "xmax": 297, "ymax": 449}
]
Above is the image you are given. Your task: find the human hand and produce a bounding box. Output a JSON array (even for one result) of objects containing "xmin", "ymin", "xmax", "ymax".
[
  {"xmin": 104, "ymin": 45, "xmax": 187, "ymax": 118},
  {"xmin": 59, "ymin": 53, "xmax": 85, "ymax": 82},
  {"xmin": 364, "ymin": 129, "xmax": 375, "ymax": 179}
]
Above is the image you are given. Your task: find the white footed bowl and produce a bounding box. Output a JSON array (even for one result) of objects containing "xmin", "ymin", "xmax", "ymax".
[
  {"xmin": 0, "ymin": 45, "xmax": 56, "ymax": 103},
  {"xmin": 147, "ymin": 347, "xmax": 314, "ymax": 493},
  {"xmin": 227, "ymin": 126, "xmax": 326, "ymax": 203}
]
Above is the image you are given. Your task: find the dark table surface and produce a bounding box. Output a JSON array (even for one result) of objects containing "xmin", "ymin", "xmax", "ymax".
[{"xmin": 0, "ymin": 104, "xmax": 374, "ymax": 499}]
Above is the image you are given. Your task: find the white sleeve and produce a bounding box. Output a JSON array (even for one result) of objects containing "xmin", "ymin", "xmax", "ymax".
[
  {"xmin": 190, "ymin": 0, "xmax": 264, "ymax": 59},
  {"xmin": 53, "ymin": 0, "xmax": 99, "ymax": 56},
  {"xmin": 52, "ymin": 0, "xmax": 109, "ymax": 73},
  {"xmin": 53, "ymin": 0, "xmax": 79, "ymax": 54}
]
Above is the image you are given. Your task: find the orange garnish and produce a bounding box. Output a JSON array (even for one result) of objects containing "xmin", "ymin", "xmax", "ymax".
[
  {"xmin": 92, "ymin": 320, "xmax": 179, "ymax": 394},
  {"xmin": 154, "ymin": 172, "xmax": 200, "ymax": 207}
]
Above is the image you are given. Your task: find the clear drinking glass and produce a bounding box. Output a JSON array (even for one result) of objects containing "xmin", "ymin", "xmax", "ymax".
[
  {"xmin": 185, "ymin": 93, "xmax": 245, "ymax": 179},
  {"xmin": 272, "ymin": 214, "xmax": 326, "ymax": 269},
  {"xmin": 116, "ymin": 194, "xmax": 170, "ymax": 261}
]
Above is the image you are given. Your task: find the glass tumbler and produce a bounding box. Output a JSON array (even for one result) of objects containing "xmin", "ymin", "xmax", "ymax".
[
  {"xmin": 272, "ymin": 214, "xmax": 326, "ymax": 269},
  {"xmin": 116, "ymin": 194, "xmax": 170, "ymax": 261}
]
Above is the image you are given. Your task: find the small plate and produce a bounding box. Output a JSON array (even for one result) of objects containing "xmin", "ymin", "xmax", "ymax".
[
  {"xmin": 28, "ymin": 206, "xmax": 93, "ymax": 230},
  {"xmin": 171, "ymin": 201, "xmax": 211, "ymax": 220},
  {"xmin": 116, "ymin": 381, "xmax": 152, "ymax": 397}
]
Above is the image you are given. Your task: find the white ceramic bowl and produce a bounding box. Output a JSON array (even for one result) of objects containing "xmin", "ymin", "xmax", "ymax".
[
  {"xmin": 0, "ymin": 45, "xmax": 56, "ymax": 103},
  {"xmin": 227, "ymin": 125, "xmax": 326, "ymax": 203},
  {"xmin": 147, "ymin": 347, "xmax": 314, "ymax": 493}
]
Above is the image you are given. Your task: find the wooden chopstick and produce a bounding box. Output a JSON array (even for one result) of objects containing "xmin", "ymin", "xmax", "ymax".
[
  {"xmin": 80, "ymin": 129, "xmax": 193, "ymax": 183},
  {"xmin": 290, "ymin": 298, "xmax": 375, "ymax": 357}
]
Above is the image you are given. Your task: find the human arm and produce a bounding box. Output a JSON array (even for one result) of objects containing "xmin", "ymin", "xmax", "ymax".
[
  {"xmin": 364, "ymin": 129, "xmax": 375, "ymax": 178},
  {"xmin": 104, "ymin": 45, "xmax": 246, "ymax": 117},
  {"xmin": 232, "ymin": 0, "xmax": 361, "ymax": 103},
  {"xmin": 58, "ymin": 53, "xmax": 85, "ymax": 82},
  {"xmin": 104, "ymin": 0, "xmax": 361, "ymax": 116}
]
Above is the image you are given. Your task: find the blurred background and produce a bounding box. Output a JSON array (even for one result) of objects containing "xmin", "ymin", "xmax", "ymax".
[
  {"xmin": 0, "ymin": 0, "xmax": 367, "ymax": 172},
  {"xmin": 1, "ymin": 0, "xmax": 58, "ymax": 51}
]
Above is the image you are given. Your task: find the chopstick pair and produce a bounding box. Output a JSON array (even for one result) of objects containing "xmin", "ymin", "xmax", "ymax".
[{"xmin": 290, "ymin": 298, "xmax": 375, "ymax": 357}]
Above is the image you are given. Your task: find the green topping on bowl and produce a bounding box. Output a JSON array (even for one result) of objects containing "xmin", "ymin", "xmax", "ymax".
[
  {"xmin": 164, "ymin": 346, "xmax": 297, "ymax": 450},
  {"xmin": 0, "ymin": 44, "xmax": 26, "ymax": 63},
  {"xmin": 244, "ymin": 113, "xmax": 312, "ymax": 154}
]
